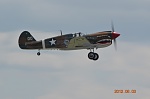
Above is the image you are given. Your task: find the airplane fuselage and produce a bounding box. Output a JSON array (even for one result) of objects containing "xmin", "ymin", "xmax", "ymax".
[
  {"xmin": 18, "ymin": 31, "xmax": 120, "ymax": 60},
  {"xmin": 19, "ymin": 31, "xmax": 113, "ymax": 50}
]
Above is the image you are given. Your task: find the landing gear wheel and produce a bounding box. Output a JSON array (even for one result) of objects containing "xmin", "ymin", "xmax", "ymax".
[
  {"xmin": 88, "ymin": 52, "xmax": 99, "ymax": 61},
  {"xmin": 88, "ymin": 52, "xmax": 95, "ymax": 60},
  {"xmin": 93, "ymin": 53, "xmax": 99, "ymax": 61},
  {"xmin": 37, "ymin": 52, "xmax": 41, "ymax": 56}
]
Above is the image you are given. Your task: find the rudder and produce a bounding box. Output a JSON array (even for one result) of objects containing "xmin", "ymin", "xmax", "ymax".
[{"xmin": 18, "ymin": 31, "xmax": 36, "ymax": 49}]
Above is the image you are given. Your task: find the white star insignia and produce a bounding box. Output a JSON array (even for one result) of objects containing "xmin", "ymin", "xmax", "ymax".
[{"xmin": 49, "ymin": 38, "xmax": 56, "ymax": 46}]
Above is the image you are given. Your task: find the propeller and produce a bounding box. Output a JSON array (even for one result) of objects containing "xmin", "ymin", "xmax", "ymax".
[{"xmin": 111, "ymin": 21, "xmax": 120, "ymax": 50}]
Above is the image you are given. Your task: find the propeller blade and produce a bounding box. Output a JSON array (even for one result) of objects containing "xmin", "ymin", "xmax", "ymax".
[
  {"xmin": 111, "ymin": 21, "xmax": 115, "ymax": 32},
  {"xmin": 114, "ymin": 39, "xmax": 117, "ymax": 51}
]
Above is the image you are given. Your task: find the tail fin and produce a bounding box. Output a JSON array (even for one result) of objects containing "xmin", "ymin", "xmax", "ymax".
[{"xmin": 18, "ymin": 31, "xmax": 36, "ymax": 49}]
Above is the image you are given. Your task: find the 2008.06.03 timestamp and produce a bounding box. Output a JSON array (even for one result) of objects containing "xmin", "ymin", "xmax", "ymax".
[{"xmin": 114, "ymin": 89, "xmax": 136, "ymax": 93}]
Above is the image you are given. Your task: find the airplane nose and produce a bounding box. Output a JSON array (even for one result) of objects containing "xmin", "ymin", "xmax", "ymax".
[{"xmin": 112, "ymin": 32, "xmax": 120, "ymax": 39}]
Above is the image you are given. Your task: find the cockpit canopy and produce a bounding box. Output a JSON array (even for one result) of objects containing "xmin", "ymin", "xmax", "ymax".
[
  {"xmin": 73, "ymin": 32, "xmax": 85, "ymax": 37},
  {"xmin": 63, "ymin": 32, "xmax": 85, "ymax": 38}
]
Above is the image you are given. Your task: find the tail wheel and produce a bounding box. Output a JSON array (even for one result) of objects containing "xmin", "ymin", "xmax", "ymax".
[
  {"xmin": 37, "ymin": 52, "xmax": 40, "ymax": 56},
  {"xmin": 88, "ymin": 52, "xmax": 95, "ymax": 59}
]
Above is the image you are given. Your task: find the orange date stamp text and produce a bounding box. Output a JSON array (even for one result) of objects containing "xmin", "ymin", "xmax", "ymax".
[{"xmin": 114, "ymin": 89, "xmax": 136, "ymax": 94}]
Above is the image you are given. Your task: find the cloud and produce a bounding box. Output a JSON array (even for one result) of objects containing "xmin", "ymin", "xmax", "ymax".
[
  {"xmin": 0, "ymin": 0, "xmax": 150, "ymax": 98},
  {"xmin": 0, "ymin": 31, "xmax": 150, "ymax": 99},
  {"xmin": 1, "ymin": 31, "xmax": 149, "ymax": 69}
]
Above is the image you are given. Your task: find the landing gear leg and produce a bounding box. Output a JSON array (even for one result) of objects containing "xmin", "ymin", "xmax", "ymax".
[
  {"xmin": 37, "ymin": 50, "xmax": 41, "ymax": 56},
  {"xmin": 88, "ymin": 48, "xmax": 99, "ymax": 61}
]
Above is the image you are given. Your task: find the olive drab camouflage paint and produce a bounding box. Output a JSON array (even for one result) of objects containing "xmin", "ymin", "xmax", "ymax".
[{"xmin": 18, "ymin": 30, "xmax": 120, "ymax": 61}]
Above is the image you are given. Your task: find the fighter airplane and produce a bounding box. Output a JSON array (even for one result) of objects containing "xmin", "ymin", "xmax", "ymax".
[{"xmin": 18, "ymin": 24, "xmax": 120, "ymax": 61}]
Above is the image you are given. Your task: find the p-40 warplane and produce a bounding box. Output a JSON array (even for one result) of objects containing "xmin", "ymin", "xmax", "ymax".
[{"xmin": 18, "ymin": 24, "xmax": 120, "ymax": 61}]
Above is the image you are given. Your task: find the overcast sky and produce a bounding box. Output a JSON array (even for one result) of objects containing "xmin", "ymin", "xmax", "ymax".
[{"xmin": 0, "ymin": 0, "xmax": 150, "ymax": 99}]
